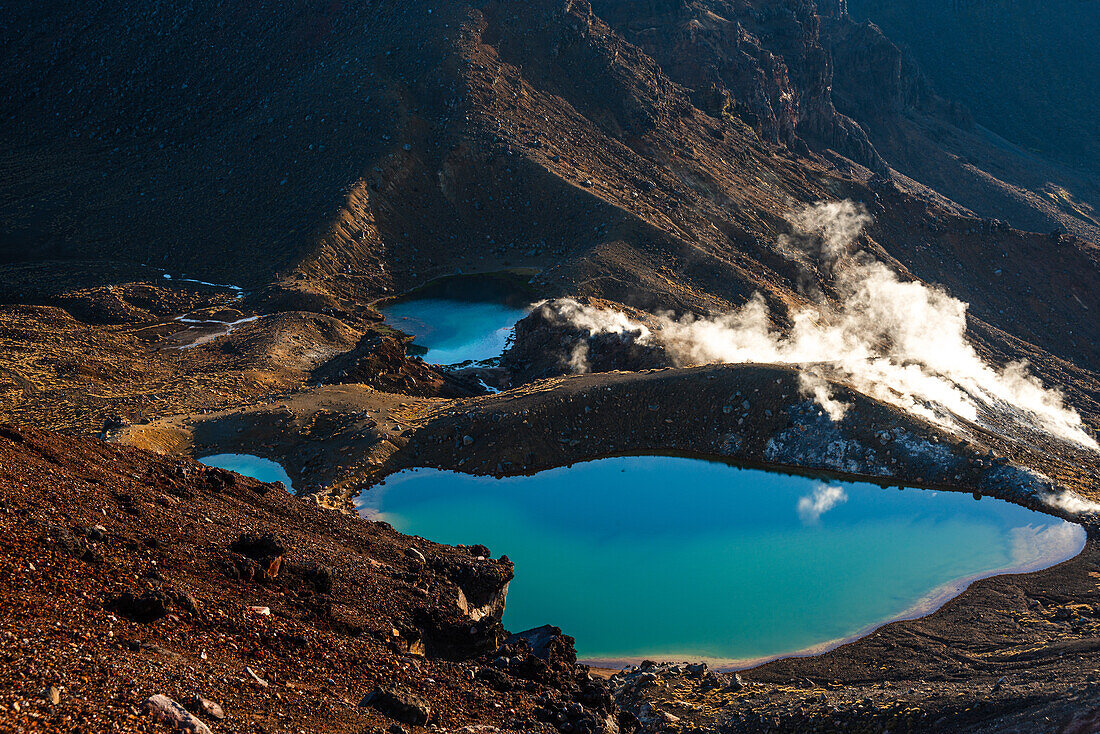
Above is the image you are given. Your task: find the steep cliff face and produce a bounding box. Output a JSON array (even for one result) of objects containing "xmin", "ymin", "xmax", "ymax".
[
  {"xmin": 589, "ymin": 0, "xmax": 1099, "ymax": 243},
  {"xmin": 820, "ymin": 8, "xmax": 1100, "ymax": 242},
  {"xmin": 823, "ymin": 15, "xmax": 939, "ymax": 121},
  {"xmin": 590, "ymin": 0, "xmax": 883, "ymax": 168}
]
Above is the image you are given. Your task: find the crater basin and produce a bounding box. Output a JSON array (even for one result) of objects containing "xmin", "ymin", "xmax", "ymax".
[{"xmin": 360, "ymin": 456, "xmax": 1084, "ymax": 667}]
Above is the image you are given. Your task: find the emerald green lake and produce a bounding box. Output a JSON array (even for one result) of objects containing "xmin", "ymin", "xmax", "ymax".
[{"xmin": 360, "ymin": 456, "xmax": 1084, "ymax": 666}]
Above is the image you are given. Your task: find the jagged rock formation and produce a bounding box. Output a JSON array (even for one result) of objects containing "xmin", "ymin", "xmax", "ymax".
[
  {"xmin": 592, "ymin": 0, "xmax": 884, "ymax": 168},
  {"xmin": 502, "ymin": 298, "xmax": 671, "ymax": 382}
]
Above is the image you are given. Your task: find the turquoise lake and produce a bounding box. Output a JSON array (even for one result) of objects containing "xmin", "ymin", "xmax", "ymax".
[
  {"xmin": 360, "ymin": 456, "xmax": 1084, "ymax": 666},
  {"xmin": 378, "ymin": 298, "xmax": 528, "ymax": 365},
  {"xmin": 200, "ymin": 454, "xmax": 294, "ymax": 489}
]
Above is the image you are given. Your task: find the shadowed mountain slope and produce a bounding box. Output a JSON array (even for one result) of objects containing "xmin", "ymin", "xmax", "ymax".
[
  {"xmin": 0, "ymin": 0, "xmax": 1098, "ymax": 375},
  {"xmin": 849, "ymin": 0, "xmax": 1100, "ymax": 177}
]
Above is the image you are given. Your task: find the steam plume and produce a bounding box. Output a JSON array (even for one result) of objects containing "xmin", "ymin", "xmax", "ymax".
[{"xmin": 547, "ymin": 201, "xmax": 1098, "ymax": 451}]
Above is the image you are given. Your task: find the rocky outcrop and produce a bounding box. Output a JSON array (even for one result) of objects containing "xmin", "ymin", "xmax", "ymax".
[
  {"xmin": 502, "ymin": 298, "xmax": 671, "ymax": 383},
  {"xmin": 823, "ymin": 14, "xmax": 938, "ymax": 121},
  {"xmin": 359, "ymin": 686, "xmax": 432, "ymax": 727},
  {"xmin": 845, "ymin": 0, "xmax": 1100, "ymax": 174},
  {"xmin": 312, "ymin": 332, "xmax": 482, "ymax": 397},
  {"xmin": 415, "ymin": 552, "xmax": 515, "ymax": 660},
  {"xmin": 479, "ymin": 626, "xmax": 631, "ymax": 733}
]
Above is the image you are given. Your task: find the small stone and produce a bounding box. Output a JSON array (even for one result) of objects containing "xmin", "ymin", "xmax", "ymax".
[
  {"xmin": 723, "ymin": 673, "xmax": 745, "ymax": 692},
  {"xmin": 171, "ymin": 591, "xmax": 201, "ymax": 616},
  {"xmin": 405, "ymin": 547, "xmax": 426, "ymax": 563},
  {"xmin": 462, "ymin": 434, "xmax": 475, "ymax": 446},
  {"xmin": 246, "ymin": 667, "xmax": 269, "ymax": 687},
  {"xmin": 184, "ymin": 695, "xmax": 225, "ymax": 721},
  {"xmin": 85, "ymin": 525, "xmax": 108, "ymax": 542},
  {"xmin": 698, "ymin": 670, "xmax": 729, "ymax": 691},
  {"xmin": 111, "ymin": 590, "xmax": 171, "ymax": 623}
]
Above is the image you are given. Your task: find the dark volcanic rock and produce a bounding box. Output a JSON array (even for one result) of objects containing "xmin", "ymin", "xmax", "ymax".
[
  {"xmin": 439, "ymin": 556, "xmax": 514, "ymax": 616},
  {"xmin": 414, "ymin": 603, "xmax": 509, "ymax": 662},
  {"xmin": 475, "ymin": 666, "xmax": 514, "ymax": 692},
  {"xmin": 312, "ymin": 332, "xmax": 481, "ymax": 397},
  {"xmin": 229, "ymin": 532, "xmax": 286, "ymax": 579},
  {"xmin": 503, "ymin": 298, "xmax": 672, "ymax": 383},
  {"xmin": 215, "ymin": 554, "xmax": 269, "ymax": 584},
  {"xmin": 359, "ymin": 686, "xmax": 431, "ymax": 726},
  {"xmin": 286, "ymin": 560, "xmax": 335, "ymax": 595},
  {"xmin": 507, "ymin": 625, "xmax": 578, "ymax": 668},
  {"xmin": 111, "ymin": 590, "xmax": 172, "ymax": 623},
  {"xmin": 82, "ymin": 524, "xmax": 108, "ymax": 543},
  {"xmin": 482, "ymin": 625, "xmax": 623, "ymax": 733}
]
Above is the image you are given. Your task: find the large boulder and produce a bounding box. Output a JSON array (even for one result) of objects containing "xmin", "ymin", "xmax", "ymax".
[
  {"xmin": 359, "ymin": 686, "xmax": 431, "ymax": 726},
  {"xmin": 143, "ymin": 694, "xmax": 212, "ymax": 734}
]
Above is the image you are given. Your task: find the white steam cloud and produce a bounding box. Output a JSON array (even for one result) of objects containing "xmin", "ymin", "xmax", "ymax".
[
  {"xmin": 1041, "ymin": 489, "xmax": 1100, "ymax": 515},
  {"xmin": 798, "ymin": 484, "xmax": 848, "ymax": 524},
  {"xmin": 549, "ymin": 201, "xmax": 1098, "ymax": 451}
]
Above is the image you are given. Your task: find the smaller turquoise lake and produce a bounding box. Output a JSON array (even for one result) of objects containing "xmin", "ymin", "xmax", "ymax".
[
  {"xmin": 378, "ymin": 276, "xmax": 532, "ymax": 365},
  {"xmin": 360, "ymin": 456, "xmax": 1084, "ymax": 666},
  {"xmin": 200, "ymin": 454, "xmax": 294, "ymax": 489},
  {"xmin": 379, "ymin": 299, "xmax": 528, "ymax": 365}
]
